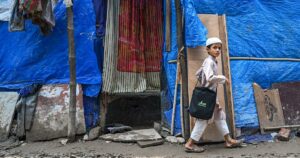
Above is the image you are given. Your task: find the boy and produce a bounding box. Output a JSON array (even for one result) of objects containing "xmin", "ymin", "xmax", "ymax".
[{"xmin": 184, "ymin": 37, "xmax": 243, "ymax": 153}]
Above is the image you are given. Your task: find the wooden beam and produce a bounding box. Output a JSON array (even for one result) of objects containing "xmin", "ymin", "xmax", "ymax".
[
  {"xmin": 175, "ymin": 0, "xmax": 190, "ymax": 139},
  {"xmin": 165, "ymin": 0, "xmax": 171, "ymax": 52},
  {"xmin": 218, "ymin": 15, "xmax": 236, "ymax": 138},
  {"xmin": 67, "ymin": 2, "xmax": 77, "ymax": 142},
  {"xmin": 264, "ymin": 125, "xmax": 300, "ymax": 130},
  {"xmin": 100, "ymin": 93, "xmax": 108, "ymax": 134},
  {"xmin": 230, "ymin": 57, "xmax": 300, "ymax": 62},
  {"xmin": 171, "ymin": 62, "xmax": 180, "ymax": 135}
]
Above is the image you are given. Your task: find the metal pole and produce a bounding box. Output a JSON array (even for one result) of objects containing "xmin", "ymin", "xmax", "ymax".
[
  {"xmin": 67, "ymin": 2, "xmax": 76, "ymax": 142},
  {"xmin": 230, "ymin": 57, "xmax": 300, "ymax": 62}
]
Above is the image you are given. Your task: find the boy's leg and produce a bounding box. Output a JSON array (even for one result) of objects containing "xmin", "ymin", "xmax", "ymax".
[
  {"xmin": 214, "ymin": 109, "xmax": 243, "ymax": 147},
  {"xmin": 214, "ymin": 109, "xmax": 230, "ymax": 136},
  {"xmin": 185, "ymin": 119, "xmax": 208, "ymax": 148}
]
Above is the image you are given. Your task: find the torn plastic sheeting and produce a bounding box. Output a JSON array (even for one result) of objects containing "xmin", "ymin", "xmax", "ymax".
[
  {"xmin": 231, "ymin": 60, "xmax": 300, "ymax": 127},
  {"xmin": 182, "ymin": 0, "xmax": 207, "ymax": 47},
  {"xmin": 163, "ymin": 0, "xmax": 179, "ymax": 61},
  {"xmin": 0, "ymin": 0, "xmax": 101, "ymax": 96},
  {"xmin": 163, "ymin": 84, "xmax": 182, "ymax": 135},
  {"xmin": 161, "ymin": 51, "xmax": 182, "ymax": 135},
  {"xmin": 83, "ymin": 95, "xmax": 100, "ymax": 131}
]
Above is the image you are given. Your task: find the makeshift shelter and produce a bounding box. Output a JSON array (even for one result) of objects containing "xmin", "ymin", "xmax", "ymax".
[
  {"xmin": 190, "ymin": 0, "xmax": 300, "ymax": 128},
  {"xmin": 0, "ymin": 0, "xmax": 101, "ymax": 141},
  {"xmin": 0, "ymin": 0, "xmax": 300, "ymax": 142}
]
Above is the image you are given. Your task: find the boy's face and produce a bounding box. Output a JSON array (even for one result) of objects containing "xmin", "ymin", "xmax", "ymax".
[{"xmin": 207, "ymin": 43, "xmax": 222, "ymax": 58}]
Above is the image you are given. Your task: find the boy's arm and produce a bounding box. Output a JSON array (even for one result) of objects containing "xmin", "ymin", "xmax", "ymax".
[{"xmin": 203, "ymin": 61, "xmax": 226, "ymax": 84}]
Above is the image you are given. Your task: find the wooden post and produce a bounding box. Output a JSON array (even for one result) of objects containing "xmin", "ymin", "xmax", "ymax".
[
  {"xmin": 165, "ymin": 0, "xmax": 171, "ymax": 52},
  {"xmin": 218, "ymin": 15, "xmax": 236, "ymax": 138},
  {"xmin": 175, "ymin": 0, "xmax": 190, "ymax": 139},
  {"xmin": 100, "ymin": 93, "xmax": 108, "ymax": 134},
  {"xmin": 67, "ymin": 2, "xmax": 76, "ymax": 142}
]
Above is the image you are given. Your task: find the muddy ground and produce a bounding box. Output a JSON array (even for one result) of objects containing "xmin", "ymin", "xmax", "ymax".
[{"xmin": 1, "ymin": 136, "xmax": 299, "ymax": 158}]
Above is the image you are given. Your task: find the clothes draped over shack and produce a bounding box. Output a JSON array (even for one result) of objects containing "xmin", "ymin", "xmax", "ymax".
[{"xmin": 9, "ymin": 0, "xmax": 55, "ymax": 34}]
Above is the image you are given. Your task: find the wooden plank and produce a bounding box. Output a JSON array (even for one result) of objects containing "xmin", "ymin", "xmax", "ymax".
[
  {"xmin": 100, "ymin": 93, "xmax": 108, "ymax": 134},
  {"xmin": 187, "ymin": 14, "xmax": 226, "ymax": 142},
  {"xmin": 175, "ymin": 0, "xmax": 190, "ymax": 139},
  {"xmin": 272, "ymin": 82, "xmax": 300, "ymax": 125},
  {"xmin": 137, "ymin": 139, "xmax": 164, "ymax": 148},
  {"xmin": 165, "ymin": 0, "xmax": 171, "ymax": 51},
  {"xmin": 218, "ymin": 15, "xmax": 236, "ymax": 138},
  {"xmin": 264, "ymin": 125, "xmax": 300, "ymax": 130},
  {"xmin": 253, "ymin": 83, "xmax": 285, "ymax": 134},
  {"xmin": 171, "ymin": 62, "xmax": 180, "ymax": 135}
]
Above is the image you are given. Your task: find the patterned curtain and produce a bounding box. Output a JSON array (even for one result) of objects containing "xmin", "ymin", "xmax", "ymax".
[
  {"xmin": 102, "ymin": 0, "xmax": 163, "ymax": 93},
  {"xmin": 117, "ymin": 0, "xmax": 163, "ymax": 73}
]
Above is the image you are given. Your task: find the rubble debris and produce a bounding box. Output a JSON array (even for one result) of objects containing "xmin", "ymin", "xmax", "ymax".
[
  {"xmin": 83, "ymin": 126, "xmax": 101, "ymax": 141},
  {"xmin": 100, "ymin": 129, "xmax": 162, "ymax": 143},
  {"xmin": 137, "ymin": 139, "xmax": 164, "ymax": 148},
  {"xmin": 104, "ymin": 123, "xmax": 132, "ymax": 134}
]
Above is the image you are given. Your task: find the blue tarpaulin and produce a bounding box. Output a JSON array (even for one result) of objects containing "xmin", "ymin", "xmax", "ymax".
[
  {"xmin": 186, "ymin": 0, "xmax": 300, "ymax": 127},
  {"xmin": 162, "ymin": 0, "xmax": 182, "ymax": 135},
  {"xmin": 0, "ymin": 0, "xmax": 101, "ymax": 96}
]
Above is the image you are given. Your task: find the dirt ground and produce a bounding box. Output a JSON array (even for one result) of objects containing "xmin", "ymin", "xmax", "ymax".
[{"xmin": 1, "ymin": 137, "xmax": 300, "ymax": 158}]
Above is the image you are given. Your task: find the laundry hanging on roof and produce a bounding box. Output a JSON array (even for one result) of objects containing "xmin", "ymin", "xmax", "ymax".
[{"xmin": 9, "ymin": 0, "xmax": 55, "ymax": 35}]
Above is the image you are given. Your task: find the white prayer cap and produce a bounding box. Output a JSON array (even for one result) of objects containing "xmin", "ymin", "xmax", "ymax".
[{"xmin": 206, "ymin": 37, "xmax": 222, "ymax": 47}]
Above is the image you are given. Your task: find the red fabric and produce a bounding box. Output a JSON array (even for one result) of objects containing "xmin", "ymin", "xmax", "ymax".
[
  {"xmin": 20, "ymin": 0, "xmax": 40, "ymax": 12},
  {"xmin": 118, "ymin": 0, "xmax": 163, "ymax": 73}
]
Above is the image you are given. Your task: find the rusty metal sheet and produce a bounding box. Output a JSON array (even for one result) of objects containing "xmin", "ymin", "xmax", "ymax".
[
  {"xmin": 272, "ymin": 82, "xmax": 300, "ymax": 125},
  {"xmin": 26, "ymin": 84, "xmax": 86, "ymax": 141},
  {"xmin": 0, "ymin": 92, "xmax": 19, "ymax": 142}
]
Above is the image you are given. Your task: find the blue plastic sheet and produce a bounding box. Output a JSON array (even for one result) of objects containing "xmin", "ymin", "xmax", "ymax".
[
  {"xmin": 242, "ymin": 133, "xmax": 273, "ymax": 144},
  {"xmin": 92, "ymin": 0, "xmax": 107, "ymax": 37},
  {"xmin": 182, "ymin": 0, "xmax": 207, "ymax": 47},
  {"xmin": 184, "ymin": 0, "xmax": 300, "ymax": 127},
  {"xmin": 83, "ymin": 95, "xmax": 100, "ymax": 131},
  {"xmin": 0, "ymin": 0, "xmax": 101, "ymax": 96},
  {"xmin": 162, "ymin": 0, "xmax": 183, "ymax": 135},
  {"xmin": 231, "ymin": 60, "xmax": 300, "ymax": 127}
]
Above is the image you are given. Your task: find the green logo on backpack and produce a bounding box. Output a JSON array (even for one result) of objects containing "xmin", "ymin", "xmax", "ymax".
[{"xmin": 197, "ymin": 101, "xmax": 207, "ymax": 108}]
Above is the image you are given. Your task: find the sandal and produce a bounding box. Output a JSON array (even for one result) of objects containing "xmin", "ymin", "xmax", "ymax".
[
  {"xmin": 184, "ymin": 146, "xmax": 206, "ymax": 153},
  {"xmin": 225, "ymin": 139, "xmax": 244, "ymax": 148}
]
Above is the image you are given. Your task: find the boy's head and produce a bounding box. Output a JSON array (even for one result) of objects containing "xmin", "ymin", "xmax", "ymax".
[{"xmin": 206, "ymin": 37, "xmax": 222, "ymax": 58}]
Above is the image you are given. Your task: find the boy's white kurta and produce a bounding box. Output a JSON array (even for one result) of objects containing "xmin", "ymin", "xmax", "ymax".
[{"xmin": 190, "ymin": 55, "xmax": 229, "ymax": 141}]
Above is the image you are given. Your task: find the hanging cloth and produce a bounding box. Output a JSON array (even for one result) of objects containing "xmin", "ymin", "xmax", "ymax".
[{"xmin": 117, "ymin": 0, "xmax": 163, "ymax": 73}]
